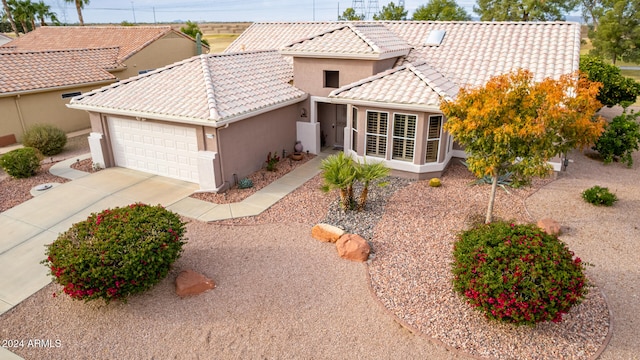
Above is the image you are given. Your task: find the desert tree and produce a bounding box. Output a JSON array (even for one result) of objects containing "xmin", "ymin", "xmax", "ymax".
[
  {"xmin": 588, "ymin": 0, "xmax": 640, "ymax": 64},
  {"xmin": 2, "ymin": 0, "xmax": 19, "ymax": 36},
  {"xmin": 338, "ymin": 7, "xmax": 365, "ymax": 21},
  {"xmin": 441, "ymin": 70, "xmax": 605, "ymax": 223},
  {"xmin": 373, "ymin": 1, "xmax": 408, "ymax": 20},
  {"xmin": 474, "ymin": 0, "xmax": 580, "ymax": 21},
  {"xmin": 64, "ymin": 0, "xmax": 89, "ymax": 26},
  {"xmin": 412, "ymin": 0, "xmax": 471, "ymax": 21}
]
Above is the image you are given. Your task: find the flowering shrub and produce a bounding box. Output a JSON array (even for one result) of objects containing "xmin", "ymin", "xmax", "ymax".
[
  {"xmin": 42, "ymin": 204, "xmax": 186, "ymax": 303},
  {"xmin": 452, "ymin": 222, "xmax": 588, "ymax": 326},
  {"xmin": 265, "ymin": 151, "xmax": 280, "ymax": 171}
]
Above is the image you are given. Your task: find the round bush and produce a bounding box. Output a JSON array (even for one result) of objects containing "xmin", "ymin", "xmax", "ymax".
[
  {"xmin": 429, "ymin": 178, "xmax": 442, "ymax": 187},
  {"xmin": 0, "ymin": 147, "xmax": 42, "ymax": 178},
  {"xmin": 593, "ymin": 113, "xmax": 640, "ymax": 167},
  {"xmin": 22, "ymin": 124, "xmax": 67, "ymax": 156},
  {"xmin": 452, "ymin": 222, "xmax": 588, "ymax": 326},
  {"xmin": 582, "ymin": 185, "xmax": 618, "ymax": 206},
  {"xmin": 42, "ymin": 204, "xmax": 187, "ymax": 303}
]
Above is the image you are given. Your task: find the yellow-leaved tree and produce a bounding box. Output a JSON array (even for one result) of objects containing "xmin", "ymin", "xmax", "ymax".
[{"xmin": 441, "ymin": 69, "xmax": 605, "ymax": 224}]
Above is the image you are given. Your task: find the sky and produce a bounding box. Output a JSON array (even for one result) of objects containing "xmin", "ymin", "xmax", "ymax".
[{"xmin": 42, "ymin": 0, "xmax": 481, "ymax": 24}]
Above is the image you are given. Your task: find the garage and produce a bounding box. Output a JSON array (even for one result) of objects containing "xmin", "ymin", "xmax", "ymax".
[{"xmin": 108, "ymin": 117, "xmax": 199, "ymax": 183}]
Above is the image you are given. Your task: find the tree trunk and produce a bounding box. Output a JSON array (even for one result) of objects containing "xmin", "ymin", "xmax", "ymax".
[
  {"xmin": 76, "ymin": 1, "xmax": 84, "ymax": 26},
  {"xmin": 358, "ymin": 184, "xmax": 369, "ymax": 211},
  {"xmin": 485, "ymin": 173, "xmax": 499, "ymax": 224},
  {"xmin": 2, "ymin": 0, "xmax": 19, "ymax": 37},
  {"xmin": 20, "ymin": 21, "xmax": 28, "ymax": 33},
  {"xmin": 30, "ymin": 18, "xmax": 36, "ymax": 31},
  {"xmin": 339, "ymin": 188, "xmax": 349, "ymax": 210},
  {"xmin": 347, "ymin": 183, "xmax": 354, "ymax": 209}
]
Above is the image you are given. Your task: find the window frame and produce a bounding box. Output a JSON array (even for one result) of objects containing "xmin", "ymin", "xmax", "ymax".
[
  {"xmin": 365, "ymin": 110, "xmax": 389, "ymax": 158},
  {"xmin": 324, "ymin": 70, "xmax": 340, "ymax": 88},
  {"xmin": 425, "ymin": 114, "xmax": 443, "ymax": 163},
  {"xmin": 391, "ymin": 112, "xmax": 417, "ymax": 162},
  {"xmin": 351, "ymin": 106, "xmax": 358, "ymax": 153}
]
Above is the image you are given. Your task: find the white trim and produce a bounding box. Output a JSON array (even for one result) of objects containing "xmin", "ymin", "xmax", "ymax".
[
  {"xmin": 68, "ymin": 95, "xmax": 308, "ymax": 128},
  {"xmin": 346, "ymin": 149, "xmax": 453, "ymax": 174},
  {"xmin": 1, "ymin": 79, "xmax": 115, "ymax": 98},
  {"xmin": 426, "ymin": 114, "xmax": 443, "ymax": 164},
  {"xmin": 365, "ymin": 110, "xmax": 389, "ymax": 159},
  {"xmin": 279, "ymin": 49, "xmax": 409, "ymax": 61},
  {"xmin": 451, "ymin": 149, "xmax": 468, "ymax": 158},
  {"xmin": 319, "ymin": 95, "xmax": 442, "ymax": 113}
]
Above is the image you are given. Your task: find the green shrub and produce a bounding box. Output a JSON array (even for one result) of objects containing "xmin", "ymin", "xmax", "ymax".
[
  {"xmin": 452, "ymin": 222, "xmax": 588, "ymax": 326},
  {"xmin": 593, "ymin": 113, "xmax": 640, "ymax": 167},
  {"xmin": 265, "ymin": 151, "xmax": 280, "ymax": 171},
  {"xmin": 237, "ymin": 177, "xmax": 254, "ymax": 189},
  {"xmin": 0, "ymin": 147, "xmax": 42, "ymax": 178},
  {"xmin": 42, "ymin": 204, "xmax": 187, "ymax": 303},
  {"xmin": 582, "ymin": 185, "xmax": 618, "ymax": 206},
  {"xmin": 22, "ymin": 124, "xmax": 67, "ymax": 156}
]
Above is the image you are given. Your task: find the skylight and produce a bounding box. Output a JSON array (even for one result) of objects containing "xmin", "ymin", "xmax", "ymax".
[{"xmin": 425, "ymin": 30, "xmax": 446, "ymax": 46}]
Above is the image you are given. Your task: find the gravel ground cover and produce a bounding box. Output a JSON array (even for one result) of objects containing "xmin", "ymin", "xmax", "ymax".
[{"xmin": 3, "ymin": 126, "xmax": 635, "ymax": 359}]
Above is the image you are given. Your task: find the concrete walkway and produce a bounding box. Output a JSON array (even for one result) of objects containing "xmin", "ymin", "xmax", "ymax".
[{"xmin": 0, "ymin": 153, "xmax": 327, "ymax": 318}]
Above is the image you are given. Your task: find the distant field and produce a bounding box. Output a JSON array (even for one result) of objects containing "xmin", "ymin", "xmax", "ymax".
[{"xmin": 203, "ymin": 34, "xmax": 238, "ymax": 54}]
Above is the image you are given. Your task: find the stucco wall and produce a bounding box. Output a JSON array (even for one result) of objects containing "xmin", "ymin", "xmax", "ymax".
[
  {"xmin": 0, "ymin": 83, "xmax": 113, "ymax": 142},
  {"xmin": 116, "ymin": 32, "xmax": 201, "ymax": 80},
  {"xmin": 292, "ymin": 57, "xmax": 396, "ymax": 97},
  {"xmin": 217, "ymin": 104, "xmax": 300, "ymax": 187}
]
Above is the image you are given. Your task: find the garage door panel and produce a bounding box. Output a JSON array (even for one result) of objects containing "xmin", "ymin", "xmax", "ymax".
[{"xmin": 108, "ymin": 117, "xmax": 199, "ymax": 183}]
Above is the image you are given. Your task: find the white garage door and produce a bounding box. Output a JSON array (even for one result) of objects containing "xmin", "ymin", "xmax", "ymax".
[{"xmin": 108, "ymin": 117, "xmax": 199, "ymax": 183}]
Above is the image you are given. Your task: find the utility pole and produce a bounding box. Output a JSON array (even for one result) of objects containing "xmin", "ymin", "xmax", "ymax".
[
  {"xmin": 153, "ymin": 7, "xmax": 156, "ymax": 23},
  {"xmin": 313, "ymin": 0, "xmax": 315, "ymax": 20},
  {"xmin": 352, "ymin": 0, "xmax": 366, "ymax": 19},
  {"xmin": 131, "ymin": 1, "xmax": 136, "ymax": 23}
]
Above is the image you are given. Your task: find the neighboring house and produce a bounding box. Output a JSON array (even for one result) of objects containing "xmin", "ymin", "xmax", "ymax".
[
  {"xmin": 0, "ymin": 33, "xmax": 12, "ymax": 46},
  {"xmin": 0, "ymin": 26, "xmax": 206, "ymax": 143},
  {"xmin": 68, "ymin": 21, "xmax": 581, "ymax": 192}
]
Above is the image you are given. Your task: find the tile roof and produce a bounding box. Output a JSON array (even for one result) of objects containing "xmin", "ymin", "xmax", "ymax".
[
  {"xmin": 0, "ymin": 26, "xmax": 193, "ymax": 62},
  {"xmin": 281, "ymin": 24, "xmax": 411, "ymax": 60},
  {"xmin": 228, "ymin": 21, "xmax": 581, "ymax": 87},
  {"xmin": 70, "ymin": 50, "xmax": 307, "ymax": 124},
  {"xmin": 329, "ymin": 62, "xmax": 459, "ymax": 108},
  {"xmin": 0, "ymin": 48, "xmax": 119, "ymax": 94}
]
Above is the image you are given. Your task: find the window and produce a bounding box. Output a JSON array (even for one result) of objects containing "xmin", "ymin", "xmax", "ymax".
[
  {"xmin": 324, "ymin": 70, "xmax": 339, "ymax": 88},
  {"xmin": 426, "ymin": 115, "xmax": 443, "ymax": 163},
  {"xmin": 392, "ymin": 114, "xmax": 417, "ymax": 161},
  {"xmin": 61, "ymin": 91, "xmax": 81, "ymax": 99},
  {"xmin": 351, "ymin": 107, "xmax": 358, "ymax": 153},
  {"xmin": 366, "ymin": 111, "xmax": 388, "ymax": 157}
]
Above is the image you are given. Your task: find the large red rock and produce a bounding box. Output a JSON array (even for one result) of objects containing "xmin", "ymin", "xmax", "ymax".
[
  {"xmin": 312, "ymin": 223, "xmax": 345, "ymax": 243},
  {"xmin": 537, "ymin": 218, "xmax": 561, "ymax": 236},
  {"xmin": 175, "ymin": 270, "xmax": 215, "ymax": 297},
  {"xmin": 336, "ymin": 234, "xmax": 370, "ymax": 262}
]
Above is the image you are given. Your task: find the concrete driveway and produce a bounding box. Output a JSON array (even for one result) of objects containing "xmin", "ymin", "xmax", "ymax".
[{"xmin": 0, "ymin": 167, "xmax": 198, "ymax": 314}]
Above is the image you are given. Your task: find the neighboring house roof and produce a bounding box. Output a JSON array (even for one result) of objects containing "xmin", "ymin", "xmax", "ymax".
[
  {"xmin": 0, "ymin": 33, "xmax": 12, "ymax": 46},
  {"xmin": 280, "ymin": 24, "xmax": 411, "ymax": 60},
  {"xmin": 0, "ymin": 48, "xmax": 119, "ymax": 95},
  {"xmin": 229, "ymin": 21, "xmax": 581, "ymax": 87},
  {"xmin": 69, "ymin": 50, "xmax": 307, "ymax": 125},
  {"xmin": 329, "ymin": 62, "xmax": 459, "ymax": 109},
  {"xmin": 0, "ymin": 26, "xmax": 200, "ymax": 62}
]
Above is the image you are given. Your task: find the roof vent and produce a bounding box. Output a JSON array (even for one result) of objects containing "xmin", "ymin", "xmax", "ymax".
[{"xmin": 425, "ymin": 30, "xmax": 446, "ymax": 46}]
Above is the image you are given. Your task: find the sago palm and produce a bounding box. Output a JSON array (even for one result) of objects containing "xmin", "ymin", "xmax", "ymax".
[
  {"xmin": 320, "ymin": 152, "xmax": 357, "ymax": 210},
  {"xmin": 355, "ymin": 158, "xmax": 389, "ymax": 211}
]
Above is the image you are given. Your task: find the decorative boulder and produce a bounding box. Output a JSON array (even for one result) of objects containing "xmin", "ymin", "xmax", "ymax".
[
  {"xmin": 312, "ymin": 223, "xmax": 345, "ymax": 243},
  {"xmin": 537, "ymin": 218, "xmax": 561, "ymax": 236},
  {"xmin": 336, "ymin": 234, "xmax": 370, "ymax": 262},
  {"xmin": 175, "ymin": 270, "xmax": 215, "ymax": 297}
]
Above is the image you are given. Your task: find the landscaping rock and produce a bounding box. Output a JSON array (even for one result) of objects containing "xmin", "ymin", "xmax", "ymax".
[
  {"xmin": 175, "ymin": 270, "xmax": 215, "ymax": 297},
  {"xmin": 336, "ymin": 234, "xmax": 370, "ymax": 262},
  {"xmin": 312, "ymin": 223, "xmax": 345, "ymax": 243},
  {"xmin": 537, "ymin": 218, "xmax": 561, "ymax": 236}
]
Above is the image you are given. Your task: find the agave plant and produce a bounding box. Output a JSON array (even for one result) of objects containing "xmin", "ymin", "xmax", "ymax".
[{"xmin": 461, "ymin": 160, "xmax": 513, "ymax": 193}]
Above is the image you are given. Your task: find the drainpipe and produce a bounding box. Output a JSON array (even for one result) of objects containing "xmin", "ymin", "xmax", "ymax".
[
  {"xmin": 215, "ymin": 123, "xmax": 230, "ymax": 190},
  {"xmin": 14, "ymin": 95, "xmax": 27, "ymax": 135}
]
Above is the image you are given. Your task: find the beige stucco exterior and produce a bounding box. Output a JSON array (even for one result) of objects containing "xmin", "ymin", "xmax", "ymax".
[
  {"xmin": 0, "ymin": 32, "xmax": 202, "ymax": 143},
  {"xmin": 84, "ymin": 101, "xmax": 305, "ymax": 191},
  {"xmin": 0, "ymin": 82, "xmax": 114, "ymax": 142},
  {"xmin": 292, "ymin": 57, "xmax": 397, "ymax": 97}
]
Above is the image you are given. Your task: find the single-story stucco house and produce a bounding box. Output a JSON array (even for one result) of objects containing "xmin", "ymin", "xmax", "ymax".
[
  {"xmin": 0, "ymin": 26, "xmax": 206, "ymax": 144},
  {"xmin": 68, "ymin": 21, "xmax": 581, "ymax": 192}
]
